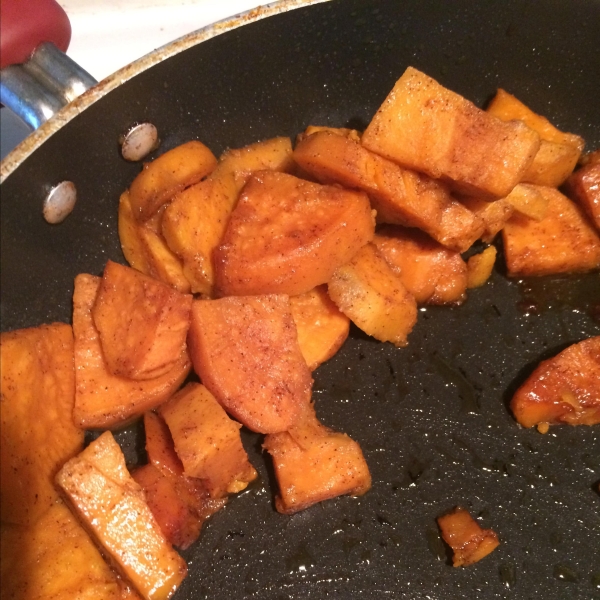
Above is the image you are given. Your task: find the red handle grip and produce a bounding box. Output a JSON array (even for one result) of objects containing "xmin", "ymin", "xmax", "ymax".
[{"xmin": 0, "ymin": 0, "xmax": 71, "ymax": 69}]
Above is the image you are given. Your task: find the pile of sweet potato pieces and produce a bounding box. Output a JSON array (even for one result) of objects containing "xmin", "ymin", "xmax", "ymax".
[{"xmin": 2, "ymin": 66, "xmax": 599, "ymax": 598}]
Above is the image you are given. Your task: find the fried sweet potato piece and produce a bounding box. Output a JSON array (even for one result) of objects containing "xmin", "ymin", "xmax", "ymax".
[
  {"xmin": 502, "ymin": 183, "xmax": 548, "ymax": 221},
  {"xmin": 144, "ymin": 410, "xmax": 183, "ymax": 477},
  {"xmin": 0, "ymin": 500, "xmax": 125, "ymax": 600},
  {"xmin": 362, "ymin": 67, "xmax": 540, "ymax": 199},
  {"xmin": 72, "ymin": 274, "xmax": 191, "ymax": 429},
  {"xmin": 214, "ymin": 170, "xmax": 375, "ymax": 296},
  {"xmin": 328, "ymin": 243, "xmax": 417, "ymax": 347},
  {"xmin": 466, "ymin": 246, "xmax": 497, "ymax": 288},
  {"xmin": 437, "ymin": 507, "xmax": 500, "ymax": 567},
  {"xmin": 289, "ymin": 285, "xmax": 350, "ymax": 370},
  {"xmin": 188, "ymin": 295, "xmax": 313, "ymax": 434},
  {"xmin": 373, "ymin": 226, "xmax": 467, "ymax": 305},
  {"xmin": 129, "ymin": 140, "xmax": 217, "ymax": 222},
  {"xmin": 0, "ymin": 323, "xmax": 83, "ymax": 526},
  {"xmin": 57, "ymin": 431, "xmax": 187, "ymax": 600},
  {"xmin": 459, "ymin": 196, "xmax": 514, "ymax": 243},
  {"xmin": 160, "ymin": 383, "xmax": 257, "ymax": 498},
  {"xmin": 263, "ymin": 403, "xmax": 371, "ymax": 514},
  {"xmin": 487, "ymin": 88, "xmax": 584, "ymax": 187},
  {"xmin": 502, "ymin": 187, "xmax": 600, "ymax": 277},
  {"xmin": 301, "ymin": 125, "xmax": 361, "ymax": 142},
  {"xmin": 92, "ymin": 261, "xmax": 192, "ymax": 380},
  {"xmin": 511, "ymin": 336, "xmax": 600, "ymax": 430},
  {"xmin": 566, "ymin": 159, "xmax": 600, "ymax": 231}
]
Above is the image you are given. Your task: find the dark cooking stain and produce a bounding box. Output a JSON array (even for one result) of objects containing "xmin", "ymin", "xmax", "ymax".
[
  {"xmin": 553, "ymin": 564, "xmax": 579, "ymax": 583},
  {"xmin": 499, "ymin": 562, "xmax": 517, "ymax": 588},
  {"xmin": 430, "ymin": 354, "xmax": 480, "ymax": 414},
  {"xmin": 426, "ymin": 527, "xmax": 447, "ymax": 561}
]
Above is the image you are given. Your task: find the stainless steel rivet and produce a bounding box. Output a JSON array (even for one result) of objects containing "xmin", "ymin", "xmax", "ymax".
[
  {"xmin": 43, "ymin": 181, "xmax": 77, "ymax": 224},
  {"xmin": 120, "ymin": 123, "xmax": 159, "ymax": 161}
]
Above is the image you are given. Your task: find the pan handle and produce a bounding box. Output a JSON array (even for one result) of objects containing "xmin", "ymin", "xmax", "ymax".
[{"xmin": 0, "ymin": 0, "xmax": 97, "ymax": 130}]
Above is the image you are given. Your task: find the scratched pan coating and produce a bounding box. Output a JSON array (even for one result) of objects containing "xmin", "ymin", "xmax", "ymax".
[{"xmin": 1, "ymin": 0, "xmax": 599, "ymax": 598}]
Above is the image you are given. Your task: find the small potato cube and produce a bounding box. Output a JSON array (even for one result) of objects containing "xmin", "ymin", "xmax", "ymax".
[
  {"xmin": 73, "ymin": 274, "xmax": 191, "ymax": 429},
  {"xmin": 502, "ymin": 187, "xmax": 600, "ymax": 276},
  {"xmin": 466, "ymin": 246, "xmax": 497, "ymax": 289},
  {"xmin": 57, "ymin": 431, "xmax": 187, "ymax": 600},
  {"xmin": 160, "ymin": 383, "xmax": 257, "ymax": 498},
  {"xmin": 289, "ymin": 285, "xmax": 350, "ymax": 370},
  {"xmin": 129, "ymin": 140, "xmax": 217, "ymax": 222},
  {"xmin": 362, "ymin": 67, "xmax": 540, "ymax": 199},
  {"xmin": 328, "ymin": 243, "xmax": 417, "ymax": 347},
  {"xmin": 566, "ymin": 159, "xmax": 600, "ymax": 231},
  {"xmin": 214, "ymin": 170, "xmax": 375, "ymax": 297},
  {"xmin": 437, "ymin": 507, "xmax": 500, "ymax": 567},
  {"xmin": 119, "ymin": 190, "xmax": 152, "ymax": 274},
  {"xmin": 503, "ymin": 183, "xmax": 548, "ymax": 221},
  {"xmin": 188, "ymin": 295, "xmax": 313, "ymax": 433},
  {"xmin": 510, "ymin": 336, "xmax": 600, "ymax": 430},
  {"xmin": 263, "ymin": 404, "xmax": 371, "ymax": 514},
  {"xmin": 92, "ymin": 260, "xmax": 192, "ymax": 380},
  {"xmin": 373, "ymin": 226, "xmax": 467, "ymax": 305},
  {"xmin": 1, "ymin": 323, "xmax": 83, "ymax": 526}
]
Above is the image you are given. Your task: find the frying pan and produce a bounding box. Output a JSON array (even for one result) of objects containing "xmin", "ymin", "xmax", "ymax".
[{"xmin": 1, "ymin": 0, "xmax": 600, "ymax": 598}]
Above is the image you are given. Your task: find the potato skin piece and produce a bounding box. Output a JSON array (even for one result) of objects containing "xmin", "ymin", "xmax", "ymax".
[
  {"xmin": 511, "ymin": 336, "xmax": 600, "ymax": 429},
  {"xmin": 214, "ymin": 170, "xmax": 375, "ymax": 296},
  {"xmin": 188, "ymin": 295, "xmax": 313, "ymax": 433}
]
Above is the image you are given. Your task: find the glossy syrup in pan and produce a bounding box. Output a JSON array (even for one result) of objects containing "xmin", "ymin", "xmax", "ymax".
[{"xmin": 1, "ymin": 0, "xmax": 599, "ymax": 598}]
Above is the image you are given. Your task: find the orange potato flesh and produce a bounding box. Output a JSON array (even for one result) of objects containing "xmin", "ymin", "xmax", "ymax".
[
  {"xmin": 119, "ymin": 190, "xmax": 152, "ymax": 274},
  {"xmin": 328, "ymin": 243, "xmax": 418, "ymax": 347},
  {"xmin": 129, "ymin": 140, "xmax": 217, "ymax": 222},
  {"xmin": 510, "ymin": 336, "xmax": 600, "ymax": 429},
  {"xmin": 289, "ymin": 285, "xmax": 350, "ymax": 371},
  {"xmin": 362, "ymin": 67, "xmax": 540, "ymax": 199},
  {"xmin": 0, "ymin": 500, "xmax": 125, "ymax": 600},
  {"xmin": 502, "ymin": 187, "xmax": 600, "ymax": 277},
  {"xmin": 487, "ymin": 88, "xmax": 584, "ymax": 187},
  {"xmin": 92, "ymin": 261, "xmax": 192, "ymax": 380},
  {"xmin": 263, "ymin": 403, "xmax": 371, "ymax": 514},
  {"xmin": 57, "ymin": 431, "xmax": 187, "ymax": 600},
  {"xmin": 566, "ymin": 160, "xmax": 600, "ymax": 231},
  {"xmin": 466, "ymin": 246, "xmax": 497, "ymax": 289},
  {"xmin": 302, "ymin": 125, "xmax": 361, "ymax": 142},
  {"xmin": 437, "ymin": 507, "xmax": 500, "ymax": 567},
  {"xmin": 459, "ymin": 196, "xmax": 514, "ymax": 243},
  {"xmin": 502, "ymin": 183, "xmax": 548, "ymax": 221},
  {"xmin": 373, "ymin": 226, "xmax": 467, "ymax": 305},
  {"xmin": 159, "ymin": 383, "xmax": 257, "ymax": 498},
  {"xmin": 188, "ymin": 295, "xmax": 313, "ymax": 434},
  {"xmin": 72, "ymin": 274, "xmax": 191, "ymax": 429},
  {"xmin": 144, "ymin": 411, "xmax": 184, "ymax": 478},
  {"xmin": 0, "ymin": 323, "xmax": 83, "ymax": 526},
  {"xmin": 214, "ymin": 170, "xmax": 375, "ymax": 297}
]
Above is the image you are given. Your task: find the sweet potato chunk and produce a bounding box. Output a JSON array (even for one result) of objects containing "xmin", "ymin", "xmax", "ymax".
[
  {"xmin": 503, "ymin": 183, "xmax": 548, "ymax": 221},
  {"xmin": 160, "ymin": 383, "xmax": 257, "ymax": 498},
  {"xmin": 72, "ymin": 274, "xmax": 191, "ymax": 429},
  {"xmin": 129, "ymin": 140, "xmax": 217, "ymax": 222},
  {"xmin": 373, "ymin": 226, "xmax": 467, "ymax": 305},
  {"xmin": 362, "ymin": 67, "xmax": 540, "ymax": 199},
  {"xmin": 511, "ymin": 336, "xmax": 600, "ymax": 430},
  {"xmin": 487, "ymin": 88, "xmax": 584, "ymax": 187},
  {"xmin": 437, "ymin": 507, "xmax": 500, "ymax": 567},
  {"xmin": 92, "ymin": 261, "xmax": 192, "ymax": 380},
  {"xmin": 214, "ymin": 170, "xmax": 375, "ymax": 296},
  {"xmin": 0, "ymin": 500, "xmax": 125, "ymax": 600},
  {"xmin": 263, "ymin": 403, "xmax": 371, "ymax": 514},
  {"xmin": 459, "ymin": 196, "xmax": 514, "ymax": 243},
  {"xmin": 57, "ymin": 431, "xmax": 187, "ymax": 600},
  {"xmin": 328, "ymin": 243, "xmax": 418, "ymax": 347},
  {"xmin": 502, "ymin": 187, "xmax": 600, "ymax": 276},
  {"xmin": 289, "ymin": 285, "xmax": 350, "ymax": 370},
  {"xmin": 0, "ymin": 323, "xmax": 83, "ymax": 526},
  {"xmin": 301, "ymin": 125, "xmax": 361, "ymax": 142},
  {"xmin": 144, "ymin": 411, "xmax": 184, "ymax": 478},
  {"xmin": 188, "ymin": 295, "xmax": 313, "ymax": 433},
  {"xmin": 566, "ymin": 159, "xmax": 600, "ymax": 231},
  {"xmin": 466, "ymin": 246, "xmax": 497, "ymax": 289}
]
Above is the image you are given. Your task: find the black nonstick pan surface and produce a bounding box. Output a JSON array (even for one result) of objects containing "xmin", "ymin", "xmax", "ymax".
[{"xmin": 1, "ymin": 0, "xmax": 599, "ymax": 598}]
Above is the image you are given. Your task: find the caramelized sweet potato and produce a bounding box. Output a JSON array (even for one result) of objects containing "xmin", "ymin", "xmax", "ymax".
[
  {"xmin": 188, "ymin": 295, "xmax": 313, "ymax": 433},
  {"xmin": 214, "ymin": 170, "xmax": 375, "ymax": 296},
  {"xmin": 373, "ymin": 226, "xmax": 467, "ymax": 305},
  {"xmin": 0, "ymin": 323, "xmax": 83, "ymax": 526},
  {"xmin": 92, "ymin": 260, "xmax": 192, "ymax": 380},
  {"xmin": 160, "ymin": 383, "xmax": 257, "ymax": 498},
  {"xmin": 129, "ymin": 140, "xmax": 217, "ymax": 222},
  {"xmin": 437, "ymin": 506, "xmax": 500, "ymax": 567},
  {"xmin": 328, "ymin": 243, "xmax": 418, "ymax": 347},
  {"xmin": 289, "ymin": 285, "xmax": 350, "ymax": 370},
  {"xmin": 144, "ymin": 411, "xmax": 184, "ymax": 477},
  {"xmin": 502, "ymin": 187, "xmax": 600, "ymax": 277},
  {"xmin": 72, "ymin": 274, "xmax": 191, "ymax": 429},
  {"xmin": 502, "ymin": 183, "xmax": 548, "ymax": 221},
  {"xmin": 466, "ymin": 246, "xmax": 497, "ymax": 289},
  {"xmin": 263, "ymin": 403, "xmax": 371, "ymax": 514},
  {"xmin": 487, "ymin": 88, "xmax": 584, "ymax": 187},
  {"xmin": 362, "ymin": 67, "xmax": 540, "ymax": 199},
  {"xmin": 459, "ymin": 196, "xmax": 514, "ymax": 243},
  {"xmin": 57, "ymin": 431, "xmax": 187, "ymax": 600},
  {"xmin": 566, "ymin": 159, "xmax": 600, "ymax": 231},
  {"xmin": 511, "ymin": 336, "xmax": 600, "ymax": 430}
]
